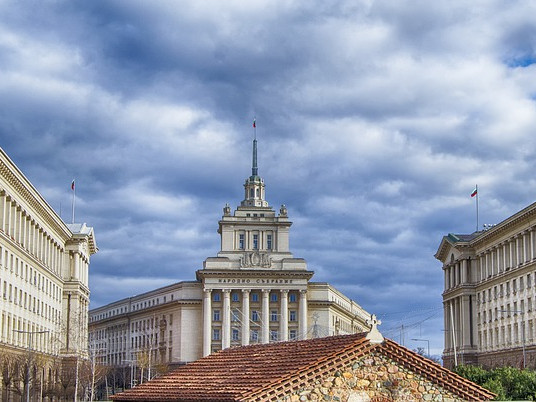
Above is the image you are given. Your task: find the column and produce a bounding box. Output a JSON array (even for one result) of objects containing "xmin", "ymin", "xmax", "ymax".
[
  {"xmin": 530, "ymin": 229, "xmax": 534, "ymax": 261},
  {"xmin": 73, "ymin": 251, "xmax": 80, "ymax": 280},
  {"xmin": 241, "ymin": 289, "xmax": 250, "ymax": 346},
  {"xmin": 462, "ymin": 259, "xmax": 468, "ymax": 283},
  {"xmin": 222, "ymin": 289, "xmax": 231, "ymax": 349},
  {"xmin": 202, "ymin": 289, "xmax": 212, "ymax": 356},
  {"xmin": 503, "ymin": 243, "xmax": 508, "ymax": 272},
  {"xmin": 299, "ymin": 290, "xmax": 308, "ymax": 340},
  {"xmin": 0, "ymin": 194, "xmax": 5, "ymax": 232},
  {"xmin": 461, "ymin": 295, "xmax": 471, "ymax": 348},
  {"xmin": 510, "ymin": 240, "xmax": 514, "ymax": 269},
  {"xmin": 262, "ymin": 289, "xmax": 270, "ymax": 343},
  {"xmin": 280, "ymin": 290, "xmax": 288, "ymax": 341},
  {"xmin": 444, "ymin": 302, "xmax": 450, "ymax": 351},
  {"xmin": 523, "ymin": 232, "xmax": 528, "ymax": 264},
  {"xmin": 516, "ymin": 236, "xmax": 521, "ymax": 266}
]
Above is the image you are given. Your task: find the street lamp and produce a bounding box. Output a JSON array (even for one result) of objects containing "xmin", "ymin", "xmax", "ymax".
[
  {"xmin": 411, "ymin": 338, "xmax": 430, "ymax": 357},
  {"xmin": 499, "ymin": 309, "xmax": 526, "ymax": 369}
]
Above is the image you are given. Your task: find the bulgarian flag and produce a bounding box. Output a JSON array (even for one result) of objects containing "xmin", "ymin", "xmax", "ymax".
[
  {"xmin": 71, "ymin": 180, "xmax": 75, "ymax": 191},
  {"xmin": 471, "ymin": 186, "xmax": 478, "ymax": 197},
  {"xmin": 253, "ymin": 118, "xmax": 256, "ymax": 128}
]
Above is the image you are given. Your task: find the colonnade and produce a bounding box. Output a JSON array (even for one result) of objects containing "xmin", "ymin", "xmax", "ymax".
[
  {"xmin": 444, "ymin": 229, "xmax": 536, "ymax": 291},
  {"xmin": 203, "ymin": 288, "xmax": 307, "ymax": 356}
]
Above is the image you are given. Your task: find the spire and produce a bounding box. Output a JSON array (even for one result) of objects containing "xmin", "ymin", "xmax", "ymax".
[
  {"xmin": 241, "ymin": 118, "xmax": 268, "ymax": 208},
  {"xmin": 252, "ymin": 138, "xmax": 258, "ymax": 177},
  {"xmin": 252, "ymin": 117, "xmax": 258, "ymax": 177}
]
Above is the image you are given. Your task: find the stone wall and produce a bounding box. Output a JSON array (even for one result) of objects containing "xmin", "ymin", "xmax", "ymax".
[{"xmin": 283, "ymin": 352, "xmax": 464, "ymax": 401}]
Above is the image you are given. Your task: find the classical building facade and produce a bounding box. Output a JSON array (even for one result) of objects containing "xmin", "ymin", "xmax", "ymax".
[
  {"xmin": 89, "ymin": 137, "xmax": 371, "ymax": 375},
  {"xmin": 0, "ymin": 147, "xmax": 97, "ymax": 395},
  {"xmin": 436, "ymin": 202, "xmax": 536, "ymax": 369}
]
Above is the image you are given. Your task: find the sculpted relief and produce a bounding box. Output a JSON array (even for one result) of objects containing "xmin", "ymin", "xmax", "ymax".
[{"xmin": 240, "ymin": 251, "xmax": 272, "ymax": 268}]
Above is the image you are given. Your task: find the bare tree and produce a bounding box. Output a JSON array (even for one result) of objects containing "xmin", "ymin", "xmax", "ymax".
[
  {"xmin": 81, "ymin": 342, "xmax": 109, "ymax": 401},
  {"xmin": 0, "ymin": 348, "xmax": 17, "ymax": 401}
]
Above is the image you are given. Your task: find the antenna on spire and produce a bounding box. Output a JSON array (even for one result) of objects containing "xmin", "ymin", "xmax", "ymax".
[{"xmin": 252, "ymin": 117, "xmax": 258, "ymax": 177}]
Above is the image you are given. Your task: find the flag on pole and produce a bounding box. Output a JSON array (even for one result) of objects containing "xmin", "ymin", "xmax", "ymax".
[
  {"xmin": 471, "ymin": 186, "xmax": 477, "ymax": 197},
  {"xmin": 71, "ymin": 180, "xmax": 75, "ymax": 191},
  {"xmin": 253, "ymin": 118, "xmax": 256, "ymax": 128}
]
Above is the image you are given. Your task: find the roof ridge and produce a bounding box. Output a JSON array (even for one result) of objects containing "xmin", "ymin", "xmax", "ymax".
[
  {"xmin": 380, "ymin": 339, "xmax": 495, "ymax": 400},
  {"xmin": 241, "ymin": 333, "xmax": 373, "ymax": 400}
]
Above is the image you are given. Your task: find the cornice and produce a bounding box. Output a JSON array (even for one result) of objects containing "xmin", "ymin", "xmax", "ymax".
[
  {"xmin": 470, "ymin": 202, "xmax": 536, "ymax": 248},
  {"xmin": 0, "ymin": 152, "xmax": 72, "ymax": 240},
  {"xmin": 196, "ymin": 269, "xmax": 315, "ymax": 280}
]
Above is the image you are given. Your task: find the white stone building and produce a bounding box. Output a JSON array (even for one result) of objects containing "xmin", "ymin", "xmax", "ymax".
[
  {"xmin": 89, "ymin": 137, "xmax": 371, "ymax": 371},
  {"xmin": 0, "ymin": 147, "xmax": 97, "ymax": 373},
  {"xmin": 436, "ymin": 202, "xmax": 536, "ymax": 369}
]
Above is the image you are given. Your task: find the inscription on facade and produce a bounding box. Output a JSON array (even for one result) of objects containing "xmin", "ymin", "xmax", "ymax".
[{"xmin": 218, "ymin": 278, "xmax": 294, "ymax": 284}]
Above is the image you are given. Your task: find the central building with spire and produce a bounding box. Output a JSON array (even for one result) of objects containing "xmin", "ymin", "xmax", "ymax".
[{"xmin": 89, "ymin": 135, "xmax": 372, "ymax": 376}]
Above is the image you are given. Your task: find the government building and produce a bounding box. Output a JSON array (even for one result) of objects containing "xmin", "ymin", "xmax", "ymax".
[
  {"xmin": 436, "ymin": 202, "xmax": 536, "ymax": 369},
  {"xmin": 89, "ymin": 137, "xmax": 372, "ymax": 378},
  {"xmin": 0, "ymin": 147, "xmax": 97, "ymax": 399}
]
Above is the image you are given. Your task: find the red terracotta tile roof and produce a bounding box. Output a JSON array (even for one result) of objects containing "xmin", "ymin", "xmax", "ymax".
[{"xmin": 111, "ymin": 333, "xmax": 495, "ymax": 401}]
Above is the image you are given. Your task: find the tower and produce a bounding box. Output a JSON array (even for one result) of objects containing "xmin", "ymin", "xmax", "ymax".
[{"xmin": 197, "ymin": 134, "xmax": 312, "ymax": 356}]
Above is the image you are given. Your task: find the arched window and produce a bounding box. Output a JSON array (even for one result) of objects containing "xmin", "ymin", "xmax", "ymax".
[{"xmin": 250, "ymin": 188, "xmax": 254, "ymax": 198}]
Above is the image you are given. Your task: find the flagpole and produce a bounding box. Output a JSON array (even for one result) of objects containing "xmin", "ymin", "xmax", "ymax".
[
  {"xmin": 475, "ymin": 184, "xmax": 479, "ymax": 232},
  {"xmin": 71, "ymin": 179, "xmax": 76, "ymax": 224}
]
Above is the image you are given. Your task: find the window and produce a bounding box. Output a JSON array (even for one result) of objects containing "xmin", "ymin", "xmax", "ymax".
[
  {"xmin": 253, "ymin": 234, "xmax": 258, "ymax": 250},
  {"xmin": 213, "ymin": 329, "xmax": 220, "ymax": 341},
  {"xmin": 267, "ymin": 234, "xmax": 272, "ymax": 250},
  {"xmin": 270, "ymin": 293, "xmax": 278, "ymax": 302},
  {"xmin": 289, "ymin": 293, "xmax": 297, "ymax": 303},
  {"xmin": 289, "ymin": 310, "xmax": 297, "ymax": 321},
  {"xmin": 213, "ymin": 293, "xmax": 221, "ymax": 302},
  {"xmin": 251, "ymin": 310, "xmax": 259, "ymax": 321},
  {"xmin": 251, "ymin": 330, "xmax": 258, "ymax": 342},
  {"xmin": 251, "ymin": 293, "xmax": 259, "ymax": 302},
  {"xmin": 232, "ymin": 309, "xmax": 240, "ymax": 321},
  {"xmin": 289, "ymin": 330, "xmax": 297, "ymax": 340},
  {"xmin": 270, "ymin": 330, "xmax": 278, "ymax": 341},
  {"xmin": 239, "ymin": 234, "xmax": 245, "ymax": 250},
  {"xmin": 213, "ymin": 310, "xmax": 220, "ymax": 321},
  {"xmin": 271, "ymin": 310, "xmax": 278, "ymax": 322},
  {"xmin": 232, "ymin": 293, "xmax": 239, "ymax": 302},
  {"xmin": 232, "ymin": 329, "xmax": 240, "ymax": 341}
]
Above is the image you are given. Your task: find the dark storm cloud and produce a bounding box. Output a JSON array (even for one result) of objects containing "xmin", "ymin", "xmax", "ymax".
[{"xmin": 1, "ymin": 0, "xmax": 536, "ymax": 355}]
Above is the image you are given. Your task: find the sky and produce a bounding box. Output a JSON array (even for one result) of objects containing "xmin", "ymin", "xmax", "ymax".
[{"xmin": 1, "ymin": 0, "xmax": 536, "ymax": 356}]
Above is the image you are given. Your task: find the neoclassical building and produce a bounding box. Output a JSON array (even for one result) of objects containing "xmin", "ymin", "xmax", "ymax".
[
  {"xmin": 89, "ymin": 137, "xmax": 371, "ymax": 374},
  {"xmin": 436, "ymin": 202, "xmax": 536, "ymax": 369},
  {"xmin": 0, "ymin": 147, "xmax": 97, "ymax": 396}
]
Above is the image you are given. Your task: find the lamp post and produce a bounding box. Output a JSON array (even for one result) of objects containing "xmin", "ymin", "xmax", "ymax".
[
  {"xmin": 499, "ymin": 309, "xmax": 525, "ymax": 368},
  {"xmin": 411, "ymin": 338, "xmax": 430, "ymax": 358},
  {"xmin": 13, "ymin": 329, "xmax": 49, "ymax": 402}
]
